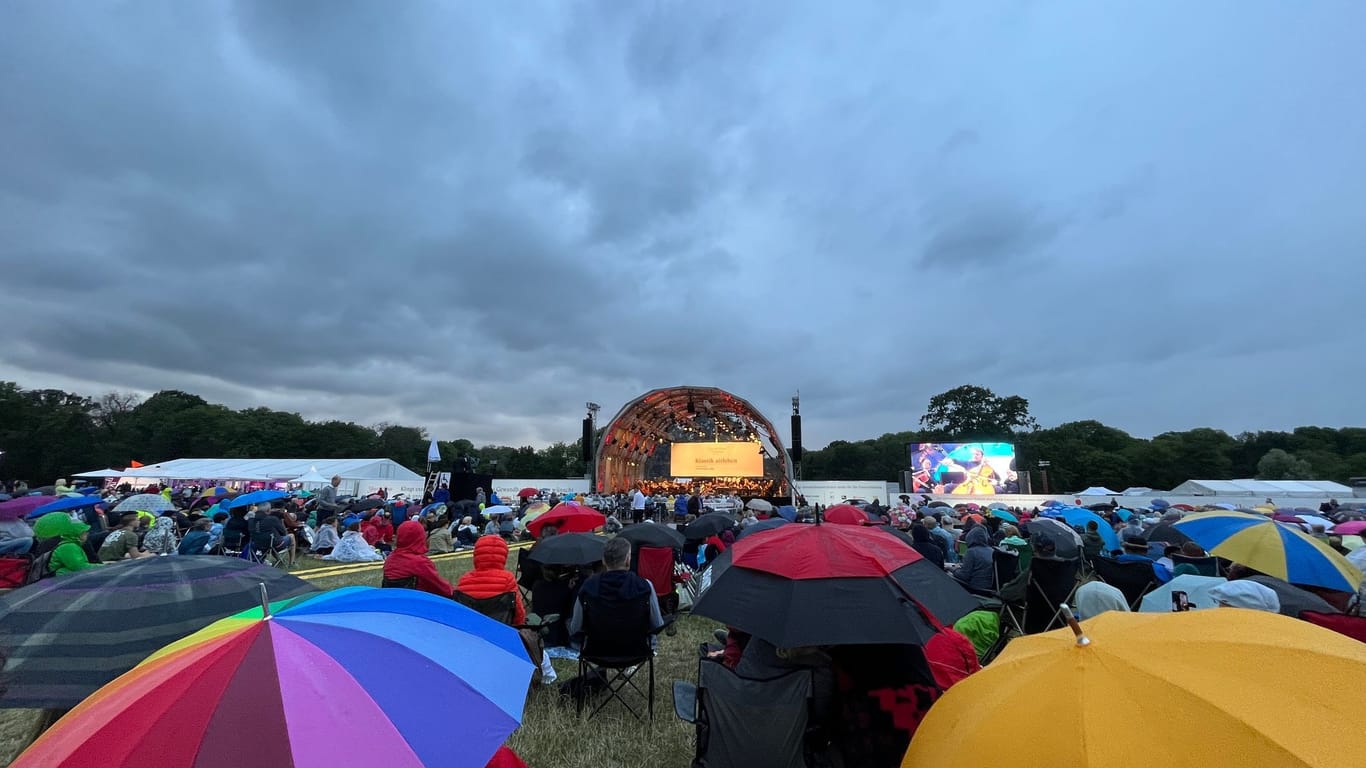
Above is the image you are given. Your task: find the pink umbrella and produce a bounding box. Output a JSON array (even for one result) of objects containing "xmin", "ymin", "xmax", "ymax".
[
  {"xmin": 1331, "ymin": 520, "xmax": 1366, "ymax": 536},
  {"xmin": 0, "ymin": 495, "xmax": 56, "ymax": 521}
]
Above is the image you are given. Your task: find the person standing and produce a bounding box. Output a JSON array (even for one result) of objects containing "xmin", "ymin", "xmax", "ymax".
[
  {"xmin": 475, "ymin": 487, "xmax": 487, "ymax": 507},
  {"xmin": 316, "ymin": 475, "xmax": 343, "ymax": 517},
  {"xmin": 630, "ymin": 486, "xmax": 647, "ymax": 525}
]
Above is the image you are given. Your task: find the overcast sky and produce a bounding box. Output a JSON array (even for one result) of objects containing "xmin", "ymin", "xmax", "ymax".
[{"xmin": 3, "ymin": 2, "xmax": 1364, "ymax": 449}]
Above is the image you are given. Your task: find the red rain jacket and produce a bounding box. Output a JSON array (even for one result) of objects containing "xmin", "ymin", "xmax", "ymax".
[
  {"xmin": 362, "ymin": 515, "xmax": 395, "ymax": 546},
  {"xmin": 383, "ymin": 521, "xmax": 454, "ymax": 598},
  {"xmin": 455, "ymin": 536, "xmax": 526, "ymax": 626}
]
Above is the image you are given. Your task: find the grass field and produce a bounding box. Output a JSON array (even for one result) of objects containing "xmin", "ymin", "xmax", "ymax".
[{"xmin": 0, "ymin": 549, "xmax": 710, "ymax": 767}]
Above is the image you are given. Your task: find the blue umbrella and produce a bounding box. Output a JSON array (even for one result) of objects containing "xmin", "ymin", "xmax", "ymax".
[
  {"xmin": 990, "ymin": 510, "xmax": 1019, "ymax": 524},
  {"xmin": 28, "ymin": 495, "xmax": 104, "ymax": 520},
  {"xmin": 1114, "ymin": 508, "xmax": 1138, "ymax": 521},
  {"xmin": 776, "ymin": 505, "xmax": 797, "ymax": 522},
  {"xmin": 735, "ymin": 517, "xmax": 789, "ymax": 540},
  {"xmin": 1150, "ymin": 499, "xmax": 1170, "ymax": 510},
  {"xmin": 226, "ymin": 490, "xmax": 288, "ymax": 510},
  {"xmin": 1049, "ymin": 507, "xmax": 1121, "ymax": 552},
  {"xmin": 77, "ymin": 486, "xmax": 103, "ymax": 496}
]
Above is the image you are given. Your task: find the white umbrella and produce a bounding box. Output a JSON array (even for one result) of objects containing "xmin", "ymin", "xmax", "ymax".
[
  {"xmin": 484, "ymin": 505, "xmax": 514, "ymax": 517},
  {"xmin": 288, "ymin": 466, "xmax": 330, "ymax": 485},
  {"xmin": 1139, "ymin": 575, "xmax": 1228, "ymax": 613},
  {"xmin": 745, "ymin": 498, "xmax": 774, "ymax": 513},
  {"xmin": 112, "ymin": 493, "xmax": 177, "ymax": 513},
  {"xmin": 1293, "ymin": 514, "xmax": 1335, "ymax": 531}
]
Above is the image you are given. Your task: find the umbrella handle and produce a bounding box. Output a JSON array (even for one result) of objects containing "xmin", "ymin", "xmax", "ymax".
[
  {"xmin": 259, "ymin": 582, "xmax": 271, "ymax": 619},
  {"xmin": 1059, "ymin": 603, "xmax": 1089, "ymax": 646}
]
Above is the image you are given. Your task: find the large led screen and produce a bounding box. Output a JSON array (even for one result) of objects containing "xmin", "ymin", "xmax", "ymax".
[
  {"xmin": 909, "ymin": 442, "xmax": 1019, "ymax": 495},
  {"xmin": 670, "ymin": 442, "xmax": 765, "ymax": 477}
]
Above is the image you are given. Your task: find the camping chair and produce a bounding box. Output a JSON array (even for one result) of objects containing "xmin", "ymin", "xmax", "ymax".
[
  {"xmin": 455, "ymin": 590, "xmax": 559, "ymax": 687},
  {"xmin": 673, "ymin": 658, "xmax": 813, "ymax": 768},
  {"xmin": 575, "ymin": 587, "xmax": 671, "ymax": 720},
  {"xmin": 1001, "ymin": 541, "xmax": 1032, "ymax": 575},
  {"xmin": 1169, "ymin": 554, "xmax": 1220, "ymax": 577},
  {"xmin": 381, "ymin": 575, "xmax": 419, "ymax": 589},
  {"xmin": 1023, "ymin": 557, "xmax": 1081, "ymax": 634},
  {"xmin": 634, "ymin": 545, "xmax": 680, "ymax": 622},
  {"xmin": 1090, "ymin": 557, "xmax": 1158, "ymax": 610},
  {"xmin": 516, "ymin": 548, "xmax": 541, "ymax": 603}
]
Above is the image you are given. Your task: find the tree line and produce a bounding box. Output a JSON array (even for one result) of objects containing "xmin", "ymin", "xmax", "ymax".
[{"xmin": 2, "ymin": 382, "xmax": 1362, "ymax": 491}]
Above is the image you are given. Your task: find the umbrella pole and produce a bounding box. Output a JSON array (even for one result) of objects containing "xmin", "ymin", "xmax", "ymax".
[
  {"xmin": 1060, "ymin": 604, "xmax": 1090, "ymax": 646},
  {"xmin": 259, "ymin": 583, "xmax": 271, "ymax": 619}
]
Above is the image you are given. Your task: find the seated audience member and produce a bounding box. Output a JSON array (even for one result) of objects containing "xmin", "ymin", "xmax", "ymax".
[
  {"xmin": 98, "ymin": 512, "xmax": 151, "ymax": 562},
  {"xmin": 311, "ymin": 516, "xmax": 340, "ymax": 556},
  {"xmin": 569, "ymin": 537, "xmax": 665, "ymax": 645},
  {"xmin": 49, "ymin": 516, "xmax": 97, "ymax": 576},
  {"xmin": 952, "ymin": 527, "xmax": 995, "ymax": 592},
  {"xmin": 426, "ymin": 514, "xmax": 455, "ymax": 554},
  {"xmin": 909, "ymin": 524, "xmax": 945, "ymax": 568},
  {"xmin": 0, "ymin": 515, "xmax": 35, "ymax": 556},
  {"xmin": 1074, "ymin": 581, "xmax": 1130, "ymax": 620},
  {"xmin": 384, "ymin": 520, "xmax": 455, "ymax": 597},
  {"xmin": 1180, "ymin": 541, "xmax": 1206, "ymax": 558},
  {"xmin": 1156, "ymin": 545, "xmax": 1181, "ymax": 573},
  {"xmin": 365, "ymin": 511, "xmax": 396, "ymax": 552},
  {"xmin": 223, "ymin": 508, "xmax": 251, "ymax": 550},
  {"xmin": 323, "ymin": 517, "xmax": 384, "ymax": 563},
  {"xmin": 1117, "ymin": 538, "xmax": 1173, "ymax": 583},
  {"xmin": 1080, "ymin": 521, "xmax": 1106, "ymax": 559},
  {"xmin": 142, "ymin": 516, "xmax": 180, "ymax": 556},
  {"xmin": 207, "ymin": 512, "xmax": 228, "ymax": 550},
  {"xmin": 251, "ymin": 504, "xmax": 296, "ymax": 566},
  {"xmin": 454, "ymin": 516, "xmax": 479, "ymax": 547},
  {"xmin": 177, "ymin": 518, "xmax": 215, "ymax": 555}
]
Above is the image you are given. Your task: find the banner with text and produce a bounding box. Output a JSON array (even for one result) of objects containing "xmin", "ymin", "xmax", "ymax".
[{"xmin": 670, "ymin": 442, "xmax": 765, "ymax": 478}]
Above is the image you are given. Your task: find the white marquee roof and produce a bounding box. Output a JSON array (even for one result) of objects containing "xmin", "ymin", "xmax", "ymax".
[
  {"xmin": 1170, "ymin": 478, "xmax": 1351, "ymax": 497},
  {"xmin": 83, "ymin": 458, "xmax": 422, "ymax": 482}
]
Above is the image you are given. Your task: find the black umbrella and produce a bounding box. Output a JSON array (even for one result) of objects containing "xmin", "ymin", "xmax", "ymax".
[
  {"xmin": 734, "ymin": 518, "xmax": 789, "ymax": 541},
  {"xmin": 1145, "ymin": 522, "xmax": 1192, "ymax": 546},
  {"xmin": 0, "ymin": 557, "xmax": 317, "ymax": 708},
  {"xmin": 683, "ymin": 512, "xmax": 735, "ymax": 541},
  {"xmin": 527, "ymin": 533, "xmax": 608, "ymax": 566},
  {"xmin": 348, "ymin": 498, "xmax": 387, "ymax": 512},
  {"xmin": 616, "ymin": 523, "xmax": 685, "ymax": 549}
]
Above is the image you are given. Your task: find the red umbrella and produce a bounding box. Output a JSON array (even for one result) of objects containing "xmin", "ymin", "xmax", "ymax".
[
  {"xmin": 517, "ymin": 487, "xmax": 539, "ymax": 498},
  {"xmin": 1172, "ymin": 503, "xmax": 1196, "ymax": 511},
  {"xmin": 694, "ymin": 523, "xmax": 979, "ymax": 646},
  {"xmin": 526, "ymin": 504, "xmax": 605, "ymax": 537},
  {"xmin": 0, "ymin": 496, "xmax": 56, "ymax": 522},
  {"xmin": 823, "ymin": 504, "xmax": 867, "ymax": 526}
]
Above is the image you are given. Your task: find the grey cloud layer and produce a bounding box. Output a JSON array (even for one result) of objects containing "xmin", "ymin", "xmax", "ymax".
[{"xmin": 2, "ymin": 1, "xmax": 1365, "ymax": 448}]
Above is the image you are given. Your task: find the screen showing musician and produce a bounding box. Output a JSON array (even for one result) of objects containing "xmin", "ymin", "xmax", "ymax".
[{"xmin": 909, "ymin": 443, "xmax": 1019, "ymax": 495}]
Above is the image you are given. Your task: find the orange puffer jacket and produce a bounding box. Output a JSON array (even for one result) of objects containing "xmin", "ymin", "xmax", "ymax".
[{"xmin": 455, "ymin": 535, "xmax": 525, "ymax": 625}]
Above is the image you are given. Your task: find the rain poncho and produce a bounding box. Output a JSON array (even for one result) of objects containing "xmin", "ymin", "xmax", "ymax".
[
  {"xmin": 322, "ymin": 530, "xmax": 383, "ymax": 563},
  {"xmin": 142, "ymin": 517, "xmax": 179, "ymax": 555},
  {"xmin": 952, "ymin": 610, "xmax": 1000, "ymax": 658},
  {"xmin": 45, "ymin": 514, "xmax": 95, "ymax": 576},
  {"xmin": 1209, "ymin": 581, "xmax": 1281, "ymax": 613},
  {"xmin": 311, "ymin": 524, "xmax": 339, "ymax": 552},
  {"xmin": 1075, "ymin": 581, "xmax": 1130, "ymax": 620}
]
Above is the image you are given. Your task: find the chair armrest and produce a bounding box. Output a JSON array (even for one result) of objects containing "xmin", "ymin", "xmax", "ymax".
[{"xmin": 672, "ymin": 680, "xmax": 698, "ymax": 723}]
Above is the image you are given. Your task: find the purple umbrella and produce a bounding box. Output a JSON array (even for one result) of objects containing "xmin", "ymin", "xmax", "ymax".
[{"xmin": 0, "ymin": 495, "xmax": 56, "ymax": 522}]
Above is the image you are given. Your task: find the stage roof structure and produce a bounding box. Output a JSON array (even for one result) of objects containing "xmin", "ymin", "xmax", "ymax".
[{"xmin": 594, "ymin": 386, "xmax": 791, "ymax": 493}]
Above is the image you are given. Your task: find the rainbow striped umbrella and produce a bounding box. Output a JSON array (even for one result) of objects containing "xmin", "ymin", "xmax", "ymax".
[
  {"xmin": 1175, "ymin": 511, "xmax": 1363, "ymax": 593},
  {"xmin": 13, "ymin": 587, "xmax": 534, "ymax": 768}
]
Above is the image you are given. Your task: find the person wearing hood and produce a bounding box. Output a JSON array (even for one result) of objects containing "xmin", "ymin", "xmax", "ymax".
[
  {"xmin": 909, "ymin": 523, "xmax": 945, "ymax": 568},
  {"xmin": 323, "ymin": 516, "xmax": 384, "ymax": 563},
  {"xmin": 362, "ymin": 512, "xmax": 395, "ymax": 552},
  {"xmin": 570, "ymin": 537, "xmax": 664, "ymax": 646},
  {"xmin": 952, "ymin": 526, "xmax": 995, "ymax": 592},
  {"xmin": 48, "ymin": 515, "xmax": 96, "ymax": 576},
  {"xmin": 455, "ymin": 535, "xmax": 526, "ymax": 625},
  {"xmin": 1074, "ymin": 581, "xmax": 1130, "ymax": 620},
  {"xmin": 384, "ymin": 520, "xmax": 454, "ymax": 598},
  {"xmin": 142, "ymin": 516, "xmax": 180, "ymax": 556}
]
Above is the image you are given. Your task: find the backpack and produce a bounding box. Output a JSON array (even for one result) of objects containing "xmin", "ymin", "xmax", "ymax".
[{"xmin": 25, "ymin": 549, "xmax": 54, "ymax": 585}]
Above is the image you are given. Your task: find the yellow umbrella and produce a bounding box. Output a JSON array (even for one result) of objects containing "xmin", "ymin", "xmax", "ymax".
[
  {"xmin": 903, "ymin": 609, "xmax": 1366, "ymax": 768},
  {"xmin": 521, "ymin": 502, "xmax": 551, "ymax": 522}
]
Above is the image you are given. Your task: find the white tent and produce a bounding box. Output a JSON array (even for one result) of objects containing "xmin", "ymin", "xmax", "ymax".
[
  {"xmin": 72, "ymin": 468, "xmax": 127, "ymax": 478},
  {"xmin": 288, "ymin": 466, "xmax": 330, "ymax": 485},
  {"xmin": 1076, "ymin": 486, "xmax": 1120, "ymax": 496},
  {"xmin": 99, "ymin": 457, "xmax": 424, "ymax": 497}
]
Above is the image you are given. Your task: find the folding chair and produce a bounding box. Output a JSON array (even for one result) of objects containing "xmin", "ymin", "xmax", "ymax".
[
  {"xmin": 575, "ymin": 587, "xmax": 668, "ymax": 720},
  {"xmin": 1170, "ymin": 554, "xmax": 1220, "ymax": 577},
  {"xmin": 381, "ymin": 575, "xmax": 418, "ymax": 589},
  {"xmin": 1023, "ymin": 557, "xmax": 1081, "ymax": 634},
  {"xmin": 1090, "ymin": 557, "xmax": 1158, "ymax": 610},
  {"xmin": 673, "ymin": 658, "xmax": 812, "ymax": 768},
  {"xmin": 515, "ymin": 548, "xmax": 541, "ymax": 604}
]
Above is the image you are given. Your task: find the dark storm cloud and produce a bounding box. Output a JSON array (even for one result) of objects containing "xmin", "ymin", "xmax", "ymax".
[{"xmin": 3, "ymin": 1, "xmax": 1366, "ymax": 450}]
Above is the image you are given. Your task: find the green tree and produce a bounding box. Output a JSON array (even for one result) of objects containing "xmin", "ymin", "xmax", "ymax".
[
  {"xmin": 1256, "ymin": 448, "xmax": 1314, "ymax": 480},
  {"xmin": 919, "ymin": 385, "xmax": 1039, "ymax": 440}
]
